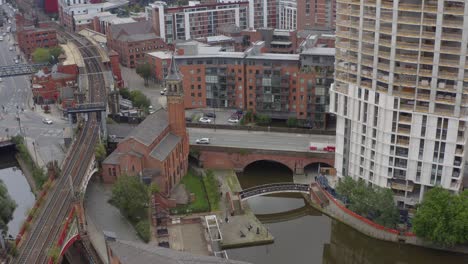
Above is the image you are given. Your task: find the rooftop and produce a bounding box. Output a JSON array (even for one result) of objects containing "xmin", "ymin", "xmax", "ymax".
[
  {"xmin": 206, "ymin": 35, "xmax": 233, "ymax": 43},
  {"xmin": 107, "ymin": 239, "xmax": 250, "ymax": 264},
  {"xmin": 301, "ymin": 47, "xmax": 335, "ymax": 56},
  {"xmin": 74, "ymin": 11, "xmax": 113, "ymax": 22},
  {"xmin": 150, "ymin": 133, "xmax": 181, "ymax": 161},
  {"xmin": 110, "ymin": 20, "xmax": 159, "ymax": 42},
  {"xmin": 147, "ymin": 50, "xmax": 172, "ymax": 60},
  {"xmin": 125, "ymin": 108, "xmax": 168, "ymax": 146}
]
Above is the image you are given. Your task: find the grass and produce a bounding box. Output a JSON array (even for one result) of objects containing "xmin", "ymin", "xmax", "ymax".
[
  {"xmin": 171, "ymin": 171, "xmax": 209, "ymax": 214},
  {"xmin": 203, "ymin": 170, "xmax": 220, "ymax": 211}
]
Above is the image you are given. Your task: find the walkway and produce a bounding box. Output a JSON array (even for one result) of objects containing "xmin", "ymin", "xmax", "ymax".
[{"xmin": 239, "ymin": 183, "xmax": 310, "ymax": 200}]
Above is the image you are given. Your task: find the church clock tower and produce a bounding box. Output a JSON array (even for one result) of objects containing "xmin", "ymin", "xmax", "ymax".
[{"xmin": 165, "ymin": 54, "xmax": 188, "ymax": 144}]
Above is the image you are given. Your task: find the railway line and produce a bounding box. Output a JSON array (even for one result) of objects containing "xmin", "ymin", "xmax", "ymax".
[{"xmin": 13, "ymin": 31, "xmax": 106, "ymax": 264}]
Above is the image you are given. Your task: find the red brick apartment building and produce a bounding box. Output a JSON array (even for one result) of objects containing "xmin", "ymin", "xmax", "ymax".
[
  {"xmin": 107, "ymin": 21, "xmax": 168, "ymax": 68},
  {"xmin": 147, "ymin": 36, "xmax": 336, "ymax": 129},
  {"xmin": 16, "ymin": 14, "xmax": 58, "ymax": 59},
  {"xmin": 297, "ymin": 0, "xmax": 336, "ymax": 31},
  {"xmin": 102, "ymin": 57, "xmax": 189, "ymax": 194}
]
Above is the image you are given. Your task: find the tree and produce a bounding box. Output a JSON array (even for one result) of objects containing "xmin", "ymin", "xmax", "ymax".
[
  {"xmin": 32, "ymin": 48, "xmax": 50, "ymax": 63},
  {"xmin": 49, "ymin": 46, "xmax": 63, "ymax": 64},
  {"xmin": 136, "ymin": 63, "xmax": 153, "ymax": 86},
  {"xmin": 94, "ymin": 142, "xmax": 107, "ymax": 163},
  {"xmin": 412, "ymin": 187, "xmax": 468, "ymax": 246},
  {"xmin": 0, "ymin": 180, "xmax": 16, "ymax": 233},
  {"xmin": 335, "ymin": 176, "xmax": 398, "ymax": 228},
  {"xmin": 119, "ymin": 88, "xmax": 131, "ymax": 100},
  {"xmin": 129, "ymin": 90, "xmax": 151, "ymax": 110},
  {"xmin": 111, "ymin": 175, "xmax": 149, "ymax": 222},
  {"xmin": 286, "ymin": 117, "xmax": 298, "ymax": 127},
  {"xmin": 150, "ymin": 182, "xmax": 160, "ymax": 194}
]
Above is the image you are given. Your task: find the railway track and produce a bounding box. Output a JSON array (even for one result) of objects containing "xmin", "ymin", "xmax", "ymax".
[{"xmin": 13, "ymin": 31, "xmax": 106, "ymax": 264}]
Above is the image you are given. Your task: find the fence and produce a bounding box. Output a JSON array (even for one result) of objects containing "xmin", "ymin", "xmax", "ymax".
[{"xmin": 186, "ymin": 123, "xmax": 336, "ymax": 135}]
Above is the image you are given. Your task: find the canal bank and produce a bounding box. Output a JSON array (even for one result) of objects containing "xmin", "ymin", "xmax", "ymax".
[
  {"xmin": 223, "ymin": 161, "xmax": 468, "ymax": 264},
  {"xmin": 0, "ymin": 152, "xmax": 35, "ymax": 237}
]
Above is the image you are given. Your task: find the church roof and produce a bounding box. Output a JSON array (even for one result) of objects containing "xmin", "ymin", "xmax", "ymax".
[
  {"xmin": 165, "ymin": 54, "xmax": 182, "ymax": 81},
  {"xmin": 125, "ymin": 108, "xmax": 168, "ymax": 146},
  {"xmin": 150, "ymin": 133, "xmax": 181, "ymax": 161}
]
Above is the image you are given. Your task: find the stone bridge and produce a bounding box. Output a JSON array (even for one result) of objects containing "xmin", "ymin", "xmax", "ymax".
[{"xmin": 191, "ymin": 145, "xmax": 334, "ymax": 175}]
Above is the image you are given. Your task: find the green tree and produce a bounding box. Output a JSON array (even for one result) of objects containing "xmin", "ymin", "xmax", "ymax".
[
  {"xmin": 135, "ymin": 220, "xmax": 150, "ymax": 242},
  {"xmin": 32, "ymin": 48, "xmax": 50, "ymax": 63},
  {"xmin": 119, "ymin": 88, "xmax": 131, "ymax": 100},
  {"xmin": 136, "ymin": 63, "xmax": 153, "ymax": 86},
  {"xmin": 150, "ymin": 182, "xmax": 160, "ymax": 194},
  {"xmin": 111, "ymin": 175, "xmax": 149, "ymax": 222},
  {"xmin": 130, "ymin": 90, "xmax": 151, "ymax": 110},
  {"xmin": 286, "ymin": 117, "xmax": 298, "ymax": 127},
  {"xmin": 0, "ymin": 180, "xmax": 16, "ymax": 233},
  {"xmin": 413, "ymin": 187, "xmax": 468, "ymax": 246},
  {"xmin": 94, "ymin": 142, "xmax": 107, "ymax": 163},
  {"xmin": 49, "ymin": 46, "xmax": 63, "ymax": 63}
]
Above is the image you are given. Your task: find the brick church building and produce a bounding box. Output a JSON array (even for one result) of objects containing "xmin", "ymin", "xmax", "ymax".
[{"xmin": 102, "ymin": 56, "xmax": 189, "ymax": 194}]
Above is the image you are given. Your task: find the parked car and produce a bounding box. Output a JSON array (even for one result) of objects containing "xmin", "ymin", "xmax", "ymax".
[
  {"xmin": 199, "ymin": 117, "xmax": 212, "ymax": 123},
  {"xmin": 160, "ymin": 88, "xmax": 167, "ymax": 95},
  {"xmin": 42, "ymin": 118, "xmax": 53, "ymax": 124},
  {"xmin": 9, "ymin": 46, "xmax": 13, "ymax": 51},
  {"xmin": 185, "ymin": 116, "xmax": 192, "ymax": 122},
  {"xmin": 195, "ymin": 138, "xmax": 210, "ymax": 144},
  {"xmin": 14, "ymin": 59, "xmax": 18, "ymax": 64},
  {"xmin": 228, "ymin": 118, "xmax": 239, "ymax": 123},
  {"xmin": 204, "ymin": 112, "xmax": 216, "ymax": 118},
  {"xmin": 235, "ymin": 109, "xmax": 243, "ymax": 115},
  {"xmin": 0, "ymin": 78, "xmax": 3, "ymax": 82}
]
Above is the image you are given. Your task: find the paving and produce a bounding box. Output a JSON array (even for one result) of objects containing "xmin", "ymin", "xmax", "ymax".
[
  {"xmin": 186, "ymin": 108, "xmax": 240, "ymax": 125},
  {"xmin": 121, "ymin": 66, "xmax": 165, "ymax": 109},
  {"xmin": 212, "ymin": 170, "xmax": 273, "ymax": 249},
  {"xmin": 167, "ymin": 222, "xmax": 209, "ymax": 255}
]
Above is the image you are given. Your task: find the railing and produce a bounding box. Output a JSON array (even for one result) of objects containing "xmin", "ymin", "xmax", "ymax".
[{"xmin": 239, "ymin": 183, "xmax": 310, "ymax": 200}]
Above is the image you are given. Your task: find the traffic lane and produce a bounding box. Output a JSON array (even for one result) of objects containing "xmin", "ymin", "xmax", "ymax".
[
  {"xmin": 186, "ymin": 108, "xmax": 239, "ymax": 125},
  {"xmin": 188, "ymin": 128, "xmax": 335, "ymax": 152}
]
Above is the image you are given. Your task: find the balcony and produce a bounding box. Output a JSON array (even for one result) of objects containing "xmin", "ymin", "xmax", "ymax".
[
  {"xmin": 445, "ymin": 5, "xmax": 465, "ymax": 16},
  {"xmin": 396, "ymin": 138, "xmax": 410, "ymax": 147},
  {"xmin": 415, "ymin": 105, "xmax": 429, "ymax": 113},
  {"xmin": 394, "ymin": 91, "xmax": 415, "ymax": 99},
  {"xmin": 398, "ymin": 127, "xmax": 411, "ymax": 135},
  {"xmin": 443, "ymin": 20, "xmax": 464, "ymax": 29},
  {"xmin": 398, "ymin": 115, "xmax": 412, "ymax": 124},
  {"xmin": 434, "ymin": 107, "xmax": 454, "ymax": 116},
  {"xmin": 441, "ymin": 32, "xmax": 461, "ymax": 42}
]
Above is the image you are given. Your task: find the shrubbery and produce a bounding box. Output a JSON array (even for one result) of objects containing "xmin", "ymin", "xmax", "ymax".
[
  {"xmin": 336, "ymin": 176, "xmax": 399, "ymax": 228},
  {"xmin": 135, "ymin": 220, "xmax": 151, "ymax": 243},
  {"xmin": 11, "ymin": 136, "xmax": 47, "ymax": 188},
  {"xmin": 171, "ymin": 171, "xmax": 209, "ymax": 214}
]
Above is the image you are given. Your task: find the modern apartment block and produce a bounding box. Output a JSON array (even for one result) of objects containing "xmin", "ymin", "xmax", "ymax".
[
  {"xmin": 277, "ymin": 0, "xmax": 297, "ymax": 30},
  {"xmin": 148, "ymin": 37, "xmax": 335, "ymax": 128},
  {"xmin": 330, "ymin": 0, "xmax": 466, "ymax": 208},
  {"xmin": 146, "ymin": 1, "xmax": 249, "ymax": 43},
  {"xmin": 297, "ymin": 0, "xmax": 336, "ymax": 31}
]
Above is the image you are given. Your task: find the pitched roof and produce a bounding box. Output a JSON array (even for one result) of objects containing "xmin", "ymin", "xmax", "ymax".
[
  {"xmin": 150, "ymin": 133, "xmax": 181, "ymax": 161},
  {"xmin": 103, "ymin": 151, "xmax": 121, "ymax": 165},
  {"xmin": 110, "ymin": 21, "xmax": 159, "ymax": 42},
  {"xmin": 108, "ymin": 239, "xmax": 251, "ymax": 264},
  {"xmin": 165, "ymin": 54, "xmax": 182, "ymax": 81},
  {"xmin": 124, "ymin": 108, "xmax": 168, "ymax": 146}
]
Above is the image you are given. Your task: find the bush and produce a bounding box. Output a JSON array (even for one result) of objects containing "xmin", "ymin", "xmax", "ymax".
[
  {"xmin": 135, "ymin": 220, "xmax": 150, "ymax": 243},
  {"xmin": 203, "ymin": 170, "xmax": 220, "ymax": 211},
  {"xmin": 48, "ymin": 246, "xmax": 60, "ymax": 264},
  {"xmin": 255, "ymin": 114, "xmax": 271, "ymax": 126},
  {"xmin": 111, "ymin": 175, "xmax": 149, "ymax": 222},
  {"xmin": 119, "ymin": 88, "xmax": 131, "ymax": 100},
  {"xmin": 286, "ymin": 117, "xmax": 298, "ymax": 127}
]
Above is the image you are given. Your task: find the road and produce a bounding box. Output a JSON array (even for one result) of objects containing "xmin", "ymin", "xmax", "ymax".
[
  {"xmin": 0, "ymin": 4, "xmax": 67, "ymax": 166},
  {"xmin": 188, "ymin": 128, "xmax": 335, "ymax": 152}
]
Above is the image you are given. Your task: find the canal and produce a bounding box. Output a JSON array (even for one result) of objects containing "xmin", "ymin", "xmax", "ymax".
[
  {"xmin": 0, "ymin": 151, "xmax": 35, "ymax": 237},
  {"xmin": 228, "ymin": 161, "xmax": 468, "ymax": 264}
]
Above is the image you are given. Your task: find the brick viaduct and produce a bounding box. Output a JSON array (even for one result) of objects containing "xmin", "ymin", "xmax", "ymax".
[{"xmin": 190, "ymin": 145, "xmax": 335, "ymax": 175}]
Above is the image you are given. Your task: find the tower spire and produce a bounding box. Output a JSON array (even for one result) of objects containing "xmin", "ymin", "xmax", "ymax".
[{"xmin": 165, "ymin": 53, "xmax": 182, "ymax": 82}]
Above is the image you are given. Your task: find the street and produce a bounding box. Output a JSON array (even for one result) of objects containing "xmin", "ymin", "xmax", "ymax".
[
  {"xmin": 188, "ymin": 128, "xmax": 335, "ymax": 152},
  {"xmin": 0, "ymin": 4, "xmax": 67, "ymax": 166}
]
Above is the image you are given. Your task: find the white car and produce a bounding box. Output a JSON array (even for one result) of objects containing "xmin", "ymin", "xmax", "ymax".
[
  {"xmin": 0, "ymin": 78, "xmax": 3, "ymax": 82},
  {"xmin": 199, "ymin": 117, "xmax": 212, "ymax": 123},
  {"xmin": 160, "ymin": 88, "xmax": 167, "ymax": 95},
  {"xmin": 195, "ymin": 138, "xmax": 210, "ymax": 144},
  {"xmin": 9, "ymin": 47, "xmax": 13, "ymax": 51},
  {"xmin": 14, "ymin": 59, "xmax": 18, "ymax": 64},
  {"xmin": 42, "ymin": 118, "xmax": 53, "ymax": 125},
  {"xmin": 228, "ymin": 118, "xmax": 239, "ymax": 123}
]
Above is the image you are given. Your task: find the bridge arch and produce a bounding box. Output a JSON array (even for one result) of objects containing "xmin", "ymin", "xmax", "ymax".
[{"xmin": 243, "ymin": 159, "xmax": 294, "ymax": 175}]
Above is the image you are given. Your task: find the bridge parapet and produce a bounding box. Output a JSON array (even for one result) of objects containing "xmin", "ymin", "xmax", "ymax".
[
  {"xmin": 66, "ymin": 102, "xmax": 106, "ymax": 114},
  {"xmin": 238, "ymin": 183, "xmax": 310, "ymax": 201}
]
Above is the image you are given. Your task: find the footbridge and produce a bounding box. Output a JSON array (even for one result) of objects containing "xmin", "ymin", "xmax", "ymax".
[
  {"xmin": 0, "ymin": 63, "xmax": 49, "ymax": 77},
  {"xmin": 238, "ymin": 183, "xmax": 310, "ymax": 201},
  {"xmin": 255, "ymin": 205, "xmax": 320, "ymax": 224}
]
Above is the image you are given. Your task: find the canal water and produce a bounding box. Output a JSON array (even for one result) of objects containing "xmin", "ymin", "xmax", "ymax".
[
  {"xmin": 0, "ymin": 152, "xmax": 35, "ymax": 237},
  {"xmin": 228, "ymin": 161, "xmax": 468, "ymax": 264}
]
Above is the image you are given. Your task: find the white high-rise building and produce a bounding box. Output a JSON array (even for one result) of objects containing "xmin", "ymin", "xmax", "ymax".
[
  {"xmin": 278, "ymin": 0, "xmax": 297, "ymax": 30},
  {"xmin": 330, "ymin": 0, "xmax": 467, "ymax": 208}
]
